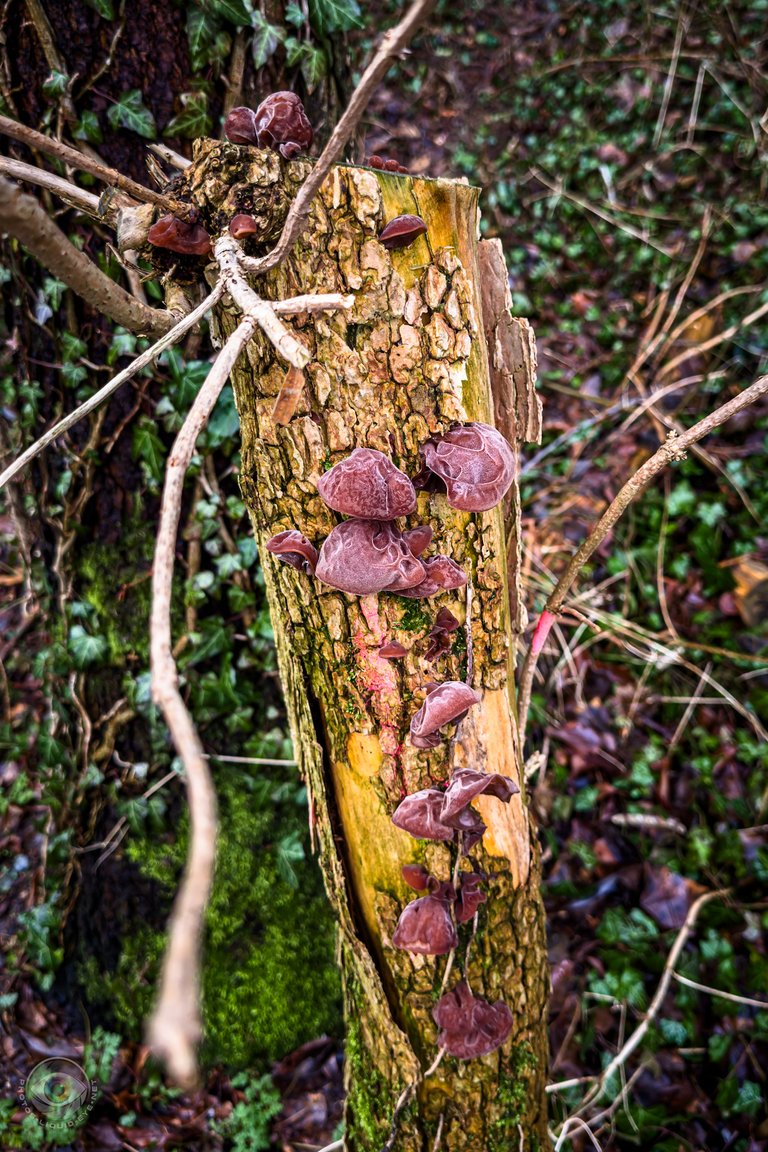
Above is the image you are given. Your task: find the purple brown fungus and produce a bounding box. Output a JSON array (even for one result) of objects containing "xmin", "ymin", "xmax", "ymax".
[
  {"xmin": 392, "ymin": 885, "xmax": 457, "ymax": 955},
  {"xmin": 367, "ymin": 154, "xmax": 409, "ymax": 174},
  {"xmin": 315, "ymin": 520, "xmax": 425, "ymax": 595},
  {"xmin": 229, "ymin": 213, "xmax": 260, "ymax": 240},
  {"xmin": 396, "ymin": 555, "xmax": 467, "ymax": 599},
  {"xmin": 441, "ymin": 768, "xmax": 520, "ymax": 824},
  {"xmin": 417, "ymin": 422, "xmax": 515, "ymax": 512},
  {"xmin": 401, "ymin": 864, "xmax": 432, "ymax": 891},
  {"xmin": 378, "ymin": 214, "xmax": 428, "ymax": 251},
  {"xmin": 265, "ymin": 530, "xmax": 318, "ymax": 575},
  {"xmin": 379, "ymin": 640, "xmax": 407, "ymax": 660},
  {"xmin": 391, "ymin": 788, "xmax": 455, "ymax": 843},
  {"xmin": 223, "ymin": 106, "xmax": 260, "ymax": 145},
  {"xmin": 409, "ymin": 681, "xmax": 481, "ymax": 749},
  {"xmin": 253, "ymin": 91, "xmax": 313, "ymax": 159},
  {"xmin": 424, "ymin": 607, "xmax": 461, "ymax": 661},
  {"xmin": 432, "ymin": 980, "xmax": 513, "ymax": 1059},
  {"xmin": 403, "ymin": 525, "xmax": 433, "ymax": 557},
  {"xmin": 454, "ymin": 873, "xmax": 487, "ymax": 924},
  {"xmin": 147, "ymin": 214, "xmax": 212, "ymax": 257},
  {"xmin": 317, "ymin": 448, "xmax": 416, "ymax": 520}
]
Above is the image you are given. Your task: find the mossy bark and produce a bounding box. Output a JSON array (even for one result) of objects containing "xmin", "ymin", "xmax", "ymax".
[{"xmin": 178, "ymin": 140, "xmax": 549, "ymax": 1152}]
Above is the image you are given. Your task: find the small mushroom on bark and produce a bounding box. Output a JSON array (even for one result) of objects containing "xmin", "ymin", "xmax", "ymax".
[
  {"xmin": 379, "ymin": 640, "xmax": 408, "ymax": 660},
  {"xmin": 223, "ymin": 106, "xmax": 260, "ymax": 145},
  {"xmin": 401, "ymin": 864, "xmax": 432, "ymax": 891},
  {"xmin": 317, "ymin": 448, "xmax": 416, "ymax": 520},
  {"xmin": 378, "ymin": 214, "xmax": 428, "ymax": 250},
  {"xmin": 403, "ymin": 525, "xmax": 433, "ymax": 557},
  {"xmin": 454, "ymin": 873, "xmax": 488, "ymax": 924},
  {"xmin": 396, "ymin": 554, "xmax": 467, "ymax": 599},
  {"xmin": 229, "ymin": 213, "xmax": 260, "ymax": 240},
  {"xmin": 409, "ymin": 681, "xmax": 481, "ymax": 749},
  {"xmin": 367, "ymin": 154, "xmax": 409, "ymax": 174},
  {"xmin": 315, "ymin": 520, "xmax": 425, "ymax": 595},
  {"xmin": 147, "ymin": 214, "xmax": 212, "ymax": 257},
  {"xmin": 416, "ymin": 422, "xmax": 515, "ymax": 512},
  {"xmin": 253, "ymin": 91, "xmax": 313, "ymax": 159},
  {"xmin": 392, "ymin": 885, "xmax": 457, "ymax": 955},
  {"xmin": 391, "ymin": 788, "xmax": 455, "ymax": 843},
  {"xmin": 441, "ymin": 768, "xmax": 520, "ymax": 824},
  {"xmin": 265, "ymin": 530, "xmax": 318, "ymax": 575},
  {"xmin": 432, "ymin": 980, "xmax": 513, "ymax": 1059},
  {"xmin": 424, "ymin": 607, "xmax": 461, "ymax": 661}
]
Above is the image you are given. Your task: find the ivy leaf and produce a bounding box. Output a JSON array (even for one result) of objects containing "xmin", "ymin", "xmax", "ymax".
[
  {"xmin": 42, "ymin": 71, "xmax": 70, "ymax": 100},
  {"xmin": 107, "ymin": 90, "xmax": 156, "ymax": 139},
  {"xmin": 251, "ymin": 10, "xmax": 284, "ymax": 69},
  {"xmin": 209, "ymin": 0, "xmax": 252, "ymax": 24},
  {"xmin": 165, "ymin": 91, "xmax": 212, "ymax": 139},
  {"xmin": 276, "ymin": 829, "xmax": 305, "ymax": 887},
  {"xmin": 284, "ymin": 1, "xmax": 304, "ymax": 26},
  {"xmin": 133, "ymin": 418, "xmax": 165, "ymax": 481},
  {"xmin": 69, "ymin": 625, "xmax": 109, "ymax": 668},
  {"xmin": 187, "ymin": 8, "xmax": 219, "ymax": 70},
  {"xmin": 300, "ymin": 43, "xmax": 327, "ymax": 86},
  {"xmin": 308, "ymin": 0, "xmax": 362, "ymax": 37},
  {"xmin": 85, "ymin": 0, "xmax": 115, "ymax": 17},
  {"xmin": 74, "ymin": 109, "xmax": 103, "ymax": 144}
]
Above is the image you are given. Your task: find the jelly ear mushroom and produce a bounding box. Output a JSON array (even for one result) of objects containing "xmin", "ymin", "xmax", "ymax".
[
  {"xmin": 403, "ymin": 525, "xmax": 432, "ymax": 557},
  {"xmin": 230, "ymin": 213, "xmax": 259, "ymax": 240},
  {"xmin": 254, "ymin": 91, "xmax": 313, "ymax": 159},
  {"xmin": 410, "ymin": 681, "xmax": 481, "ymax": 749},
  {"xmin": 401, "ymin": 864, "xmax": 432, "ymax": 891},
  {"xmin": 454, "ymin": 873, "xmax": 487, "ymax": 924},
  {"xmin": 265, "ymin": 530, "xmax": 318, "ymax": 575},
  {"xmin": 417, "ymin": 422, "xmax": 515, "ymax": 512},
  {"xmin": 147, "ymin": 215, "xmax": 212, "ymax": 257},
  {"xmin": 317, "ymin": 448, "xmax": 416, "ymax": 520},
  {"xmin": 379, "ymin": 640, "xmax": 407, "ymax": 660},
  {"xmin": 379, "ymin": 214, "xmax": 428, "ymax": 251},
  {"xmin": 441, "ymin": 768, "xmax": 520, "ymax": 824},
  {"xmin": 391, "ymin": 788, "xmax": 455, "ymax": 843},
  {"xmin": 392, "ymin": 892, "xmax": 458, "ymax": 955},
  {"xmin": 432, "ymin": 980, "xmax": 513, "ymax": 1059},
  {"xmin": 315, "ymin": 520, "xmax": 425, "ymax": 595},
  {"xmin": 223, "ymin": 106, "xmax": 260, "ymax": 145},
  {"xmin": 396, "ymin": 554, "xmax": 467, "ymax": 600},
  {"xmin": 424, "ymin": 607, "xmax": 460, "ymax": 661}
]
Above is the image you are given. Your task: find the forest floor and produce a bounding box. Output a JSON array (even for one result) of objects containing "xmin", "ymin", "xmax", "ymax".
[{"xmin": 1, "ymin": 0, "xmax": 768, "ymax": 1150}]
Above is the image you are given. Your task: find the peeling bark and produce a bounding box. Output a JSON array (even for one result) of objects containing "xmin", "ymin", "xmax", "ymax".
[{"xmin": 178, "ymin": 141, "xmax": 549, "ymax": 1151}]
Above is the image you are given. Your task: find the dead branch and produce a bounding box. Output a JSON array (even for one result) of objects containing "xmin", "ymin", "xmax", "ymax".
[
  {"xmin": 147, "ymin": 317, "xmax": 257, "ymax": 1087},
  {"xmin": 0, "ymin": 175, "xmax": 174, "ymax": 337},
  {"xmin": 517, "ymin": 373, "xmax": 768, "ymax": 742},
  {"xmin": 0, "ymin": 156, "xmax": 101, "ymax": 217}
]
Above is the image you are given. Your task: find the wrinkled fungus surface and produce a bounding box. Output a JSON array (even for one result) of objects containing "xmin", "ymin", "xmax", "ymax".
[
  {"xmin": 418, "ymin": 422, "xmax": 515, "ymax": 512},
  {"xmin": 265, "ymin": 530, "xmax": 318, "ymax": 575},
  {"xmin": 147, "ymin": 215, "xmax": 211, "ymax": 256},
  {"xmin": 315, "ymin": 520, "xmax": 425, "ymax": 595},
  {"xmin": 391, "ymin": 789, "xmax": 455, "ymax": 842},
  {"xmin": 396, "ymin": 555, "xmax": 467, "ymax": 599},
  {"xmin": 254, "ymin": 91, "xmax": 313, "ymax": 159},
  {"xmin": 432, "ymin": 980, "xmax": 513, "ymax": 1059},
  {"xmin": 409, "ymin": 681, "xmax": 481, "ymax": 748},
  {"xmin": 317, "ymin": 448, "xmax": 416, "ymax": 520},
  {"xmin": 392, "ymin": 890, "xmax": 458, "ymax": 955}
]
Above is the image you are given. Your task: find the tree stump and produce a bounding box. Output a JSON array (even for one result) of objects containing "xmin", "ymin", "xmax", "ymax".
[{"xmin": 178, "ymin": 139, "xmax": 549, "ymax": 1152}]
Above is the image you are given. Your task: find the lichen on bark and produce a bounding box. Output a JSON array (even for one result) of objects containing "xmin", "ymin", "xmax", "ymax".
[{"xmin": 179, "ymin": 139, "xmax": 550, "ymax": 1150}]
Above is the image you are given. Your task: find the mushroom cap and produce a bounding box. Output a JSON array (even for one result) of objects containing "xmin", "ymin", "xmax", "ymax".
[
  {"xmin": 392, "ymin": 894, "xmax": 458, "ymax": 955},
  {"xmin": 396, "ymin": 554, "xmax": 467, "ymax": 599},
  {"xmin": 432, "ymin": 980, "xmax": 513, "ymax": 1059},
  {"xmin": 379, "ymin": 214, "xmax": 428, "ymax": 250},
  {"xmin": 147, "ymin": 215, "xmax": 212, "ymax": 256},
  {"xmin": 315, "ymin": 520, "xmax": 425, "ymax": 595},
  {"xmin": 424, "ymin": 608, "xmax": 461, "ymax": 661},
  {"xmin": 420, "ymin": 422, "xmax": 515, "ymax": 512},
  {"xmin": 230, "ymin": 213, "xmax": 260, "ymax": 239},
  {"xmin": 391, "ymin": 788, "xmax": 455, "ymax": 842},
  {"xmin": 401, "ymin": 864, "xmax": 432, "ymax": 891},
  {"xmin": 223, "ymin": 106, "xmax": 260, "ymax": 145},
  {"xmin": 254, "ymin": 91, "xmax": 313, "ymax": 158},
  {"xmin": 454, "ymin": 873, "xmax": 487, "ymax": 924},
  {"xmin": 403, "ymin": 525, "xmax": 433, "ymax": 557},
  {"xmin": 379, "ymin": 640, "xmax": 408, "ymax": 660},
  {"xmin": 265, "ymin": 529, "xmax": 318, "ymax": 575},
  {"xmin": 317, "ymin": 448, "xmax": 417, "ymax": 520},
  {"xmin": 409, "ymin": 681, "xmax": 481, "ymax": 748},
  {"xmin": 441, "ymin": 768, "xmax": 520, "ymax": 823}
]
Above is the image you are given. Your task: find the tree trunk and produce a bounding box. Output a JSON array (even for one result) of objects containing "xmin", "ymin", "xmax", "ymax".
[{"xmin": 180, "ymin": 140, "xmax": 549, "ymax": 1152}]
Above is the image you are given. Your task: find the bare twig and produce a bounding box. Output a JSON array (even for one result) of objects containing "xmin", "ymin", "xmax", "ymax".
[
  {"xmin": 0, "ymin": 284, "xmax": 225, "ymax": 492},
  {"xmin": 671, "ymin": 971, "xmax": 768, "ymax": 1010},
  {"xmin": 517, "ymin": 374, "xmax": 768, "ymax": 741},
  {"xmin": 238, "ymin": 0, "xmax": 439, "ymax": 277},
  {"xmin": 147, "ymin": 318, "xmax": 257, "ymax": 1087},
  {"xmin": 0, "ymin": 156, "xmax": 101, "ymax": 217},
  {"xmin": 0, "ymin": 175, "xmax": 174, "ymax": 337},
  {"xmin": 0, "ymin": 112, "xmax": 193, "ymax": 217}
]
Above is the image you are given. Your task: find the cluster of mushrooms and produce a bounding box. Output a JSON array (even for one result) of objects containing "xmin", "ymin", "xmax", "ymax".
[
  {"xmin": 143, "ymin": 90, "xmax": 520, "ymax": 1062},
  {"xmin": 267, "ymin": 424, "xmax": 521, "ymax": 1060}
]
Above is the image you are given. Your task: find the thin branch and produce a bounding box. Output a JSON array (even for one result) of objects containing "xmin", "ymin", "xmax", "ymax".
[
  {"xmin": 0, "ymin": 112, "xmax": 193, "ymax": 218},
  {"xmin": 0, "ymin": 156, "xmax": 101, "ymax": 217},
  {"xmin": 147, "ymin": 317, "xmax": 257, "ymax": 1087},
  {"xmin": 517, "ymin": 374, "xmax": 768, "ymax": 741},
  {"xmin": 0, "ymin": 175, "xmax": 174, "ymax": 337},
  {"xmin": 238, "ymin": 0, "xmax": 439, "ymax": 276},
  {"xmin": 0, "ymin": 284, "xmax": 225, "ymax": 492},
  {"xmin": 671, "ymin": 971, "xmax": 768, "ymax": 1010}
]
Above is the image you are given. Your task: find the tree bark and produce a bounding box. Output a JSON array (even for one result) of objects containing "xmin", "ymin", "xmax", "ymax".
[{"xmin": 180, "ymin": 140, "xmax": 549, "ymax": 1151}]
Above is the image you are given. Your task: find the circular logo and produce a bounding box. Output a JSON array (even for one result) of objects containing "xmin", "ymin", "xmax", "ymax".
[{"xmin": 24, "ymin": 1058, "xmax": 92, "ymax": 1118}]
